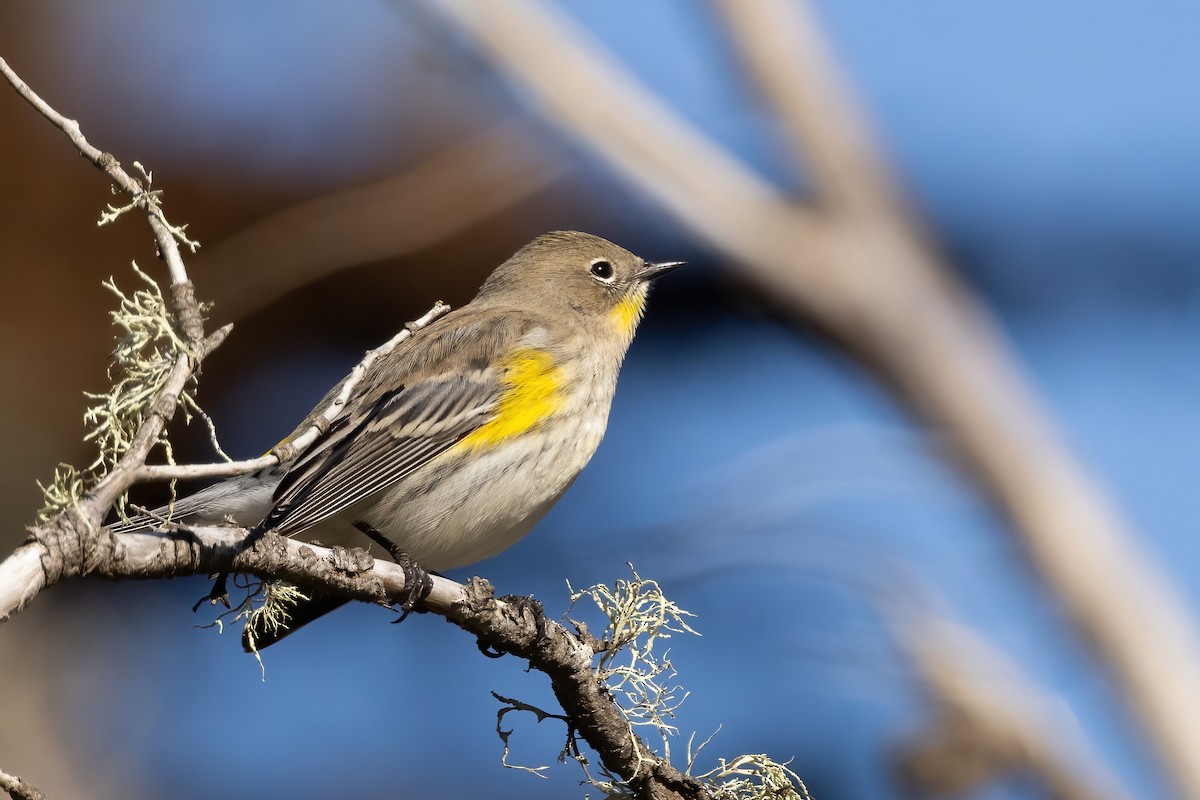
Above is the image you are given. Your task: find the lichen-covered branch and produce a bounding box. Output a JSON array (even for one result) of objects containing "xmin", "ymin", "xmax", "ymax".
[
  {"xmin": 1, "ymin": 55, "xmax": 218, "ymax": 534},
  {"xmin": 0, "ymin": 519, "xmax": 708, "ymax": 800}
]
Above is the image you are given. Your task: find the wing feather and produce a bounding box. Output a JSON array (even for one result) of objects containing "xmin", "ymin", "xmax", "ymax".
[{"xmin": 259, "ymin": 372, "xmax": 498, "ymax": 536}]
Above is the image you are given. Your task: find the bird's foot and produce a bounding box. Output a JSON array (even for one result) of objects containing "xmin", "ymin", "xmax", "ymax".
[
  {"xmin": 353, "ymin": 521, "xmax": 433, "ymax": 622},
  {"xmin": 392, "ymin": 550, "xmax": 434, "ymax": 622}
]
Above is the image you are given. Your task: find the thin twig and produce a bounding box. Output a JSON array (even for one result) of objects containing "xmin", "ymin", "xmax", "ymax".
[
  {"xmin": 0, "ymin": 57, "xmax": 194, "ymax": 289},
  {"xmin": 134, "ymin": 455, "xmax": 278, "ymax": 483}
]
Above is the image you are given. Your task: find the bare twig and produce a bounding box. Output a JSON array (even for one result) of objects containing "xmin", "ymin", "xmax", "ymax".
[
  {"xmin": 133, "ymin": 455, "xmax": 278, "ymax": 483},
  {"xmin": 0, "ymin": 768, "xmax": 47, "ymax": 800},
  {"xmin": 420, "ymin": 2, "xmax": 1200, "ymax": 795},
  {"xmin": 0, "ymin": 57, "xmax": 196, "ymax": 291},
  {"xmin": 491, "ymin": 691, "xmax": 573, "ymax": 776}
]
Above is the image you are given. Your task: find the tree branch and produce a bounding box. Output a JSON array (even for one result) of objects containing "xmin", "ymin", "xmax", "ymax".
[
  {"xmin": 0, "ymin": 521, "xmax": 708, "ymax": 800},
  {"xmin": 423, "ymin": 0, "xmax": 827, "ymax": 265},
  {"xmin": 1, "ymin": 53, "xmax": 220, "ymax": 545},
  {"xmin": 892, "ymin": 611, "xmax": 1133, "ymax": 800},
  {"xmin": 713, "ymin": 0, "xmax": 903, "ymax": 220}
]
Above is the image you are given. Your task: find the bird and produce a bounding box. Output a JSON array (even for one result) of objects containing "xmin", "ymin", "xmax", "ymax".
[{"xmin": 114, "ymin": 231, "xmax": 683, "ymax": 650}]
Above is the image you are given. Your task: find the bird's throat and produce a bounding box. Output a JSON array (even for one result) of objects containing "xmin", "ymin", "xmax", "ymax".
[{"xmin": 609, "ymin": 287, "xmax": 647, "ymax": 338}]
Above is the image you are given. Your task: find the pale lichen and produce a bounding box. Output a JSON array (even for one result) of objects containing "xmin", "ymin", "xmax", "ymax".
[
  {"xmin": 566, "ymin": 567, "xmax": 811, "ymax": 800},
  {"xmin": 696, "ymin": 754, "xmax": 812, "ymax": 800},
  {"xmin": 569, "ymin": 565, "xmax": 699, "ymax": 759},
  {"xmin": 36, "ymin": 261, "xmax": 218, "ymax": 523}
]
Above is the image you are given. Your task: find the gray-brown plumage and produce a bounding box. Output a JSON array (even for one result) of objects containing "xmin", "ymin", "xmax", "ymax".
[{"xmin": 113, "ymin": 231, "xmax": 683, "ymax": 648}]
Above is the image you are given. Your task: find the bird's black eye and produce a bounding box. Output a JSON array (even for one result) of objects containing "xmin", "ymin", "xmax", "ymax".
[{"xmin": 590, "ymin": 259, "xmax": 614, "ymax": 281}]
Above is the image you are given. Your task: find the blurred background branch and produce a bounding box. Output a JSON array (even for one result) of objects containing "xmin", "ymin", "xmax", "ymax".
[
  {"xmin": 889, "ymin": 602, "xmax": 1132, "ymax": 800},
  {"xmin": 421, "ymin": 0, "xmax": 1200, "ymax": 795},
  {"xmin": 194, "ymin": 122, "xmax": 564, "ymax": 321}
]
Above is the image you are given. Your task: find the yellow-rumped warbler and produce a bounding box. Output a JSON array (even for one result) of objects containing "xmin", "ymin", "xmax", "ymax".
[{"xmin": 118, "ymin": 231, "xmax": 682, "ymax": 648}]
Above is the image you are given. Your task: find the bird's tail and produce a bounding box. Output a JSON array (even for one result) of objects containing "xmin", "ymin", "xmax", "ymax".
[
  {"xmin": 242, "ymin": 592, "xmax": 351, "ymax": 652},
  {"xmin": 106, "ymin": 467, "xmax": 285, "ymax": 532}
]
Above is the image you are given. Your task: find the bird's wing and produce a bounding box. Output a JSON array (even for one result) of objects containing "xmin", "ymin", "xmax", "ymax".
[{"xmin": 259, "ymin": 369, "xmax": 502, "ymax": 536}]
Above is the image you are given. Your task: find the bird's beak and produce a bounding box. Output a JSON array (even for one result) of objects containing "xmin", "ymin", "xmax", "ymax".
[{"xmin": 637, "ymin": 260, "xmax": 685, "ymax": 282}]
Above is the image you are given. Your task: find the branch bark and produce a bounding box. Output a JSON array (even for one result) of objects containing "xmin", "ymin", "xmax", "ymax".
[{"xmin": 418, "ymin": 2, "xmax": 1200, "ymax": 796}]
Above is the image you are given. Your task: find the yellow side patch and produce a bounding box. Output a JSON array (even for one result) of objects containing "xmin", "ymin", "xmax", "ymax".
[
  {"xmin": 458, "ymin": 348, "xmax": 564, "ymax": 450},
  {"xmin": 609, "ymin": 288, "xmax": 647, "ymax": 337}
]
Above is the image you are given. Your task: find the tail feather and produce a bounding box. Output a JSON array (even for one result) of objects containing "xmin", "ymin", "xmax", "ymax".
[
  {"xmin": 242, "ymin": 593, "xmax": 350, "ymax": 652},
  {"xmin": 107, "ymin": 467, "xmax": 285, "ymax": 533}
]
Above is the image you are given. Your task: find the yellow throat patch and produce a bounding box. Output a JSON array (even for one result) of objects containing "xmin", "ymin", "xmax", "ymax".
[
  {"xmin": 609, "ymin": 287, "xmax": 647, "ymax": 338},
  {"xmin": 458, "ymin": 348, "xmax": 564, "ymax": 450}
]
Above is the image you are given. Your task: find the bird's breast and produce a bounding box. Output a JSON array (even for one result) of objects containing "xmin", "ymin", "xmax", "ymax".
[{"xmin": 359, "ymin": 358, "xmax": 619, "ymax": 570}]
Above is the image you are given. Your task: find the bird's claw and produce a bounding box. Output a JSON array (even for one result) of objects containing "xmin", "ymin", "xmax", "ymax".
[
  {"xmin": 353, "ymin": 521, "xmax": 433, "ymax": 623},
  {"xmin": 392, "ymin": 551, "xmax": 434, "ymax": 623}
]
